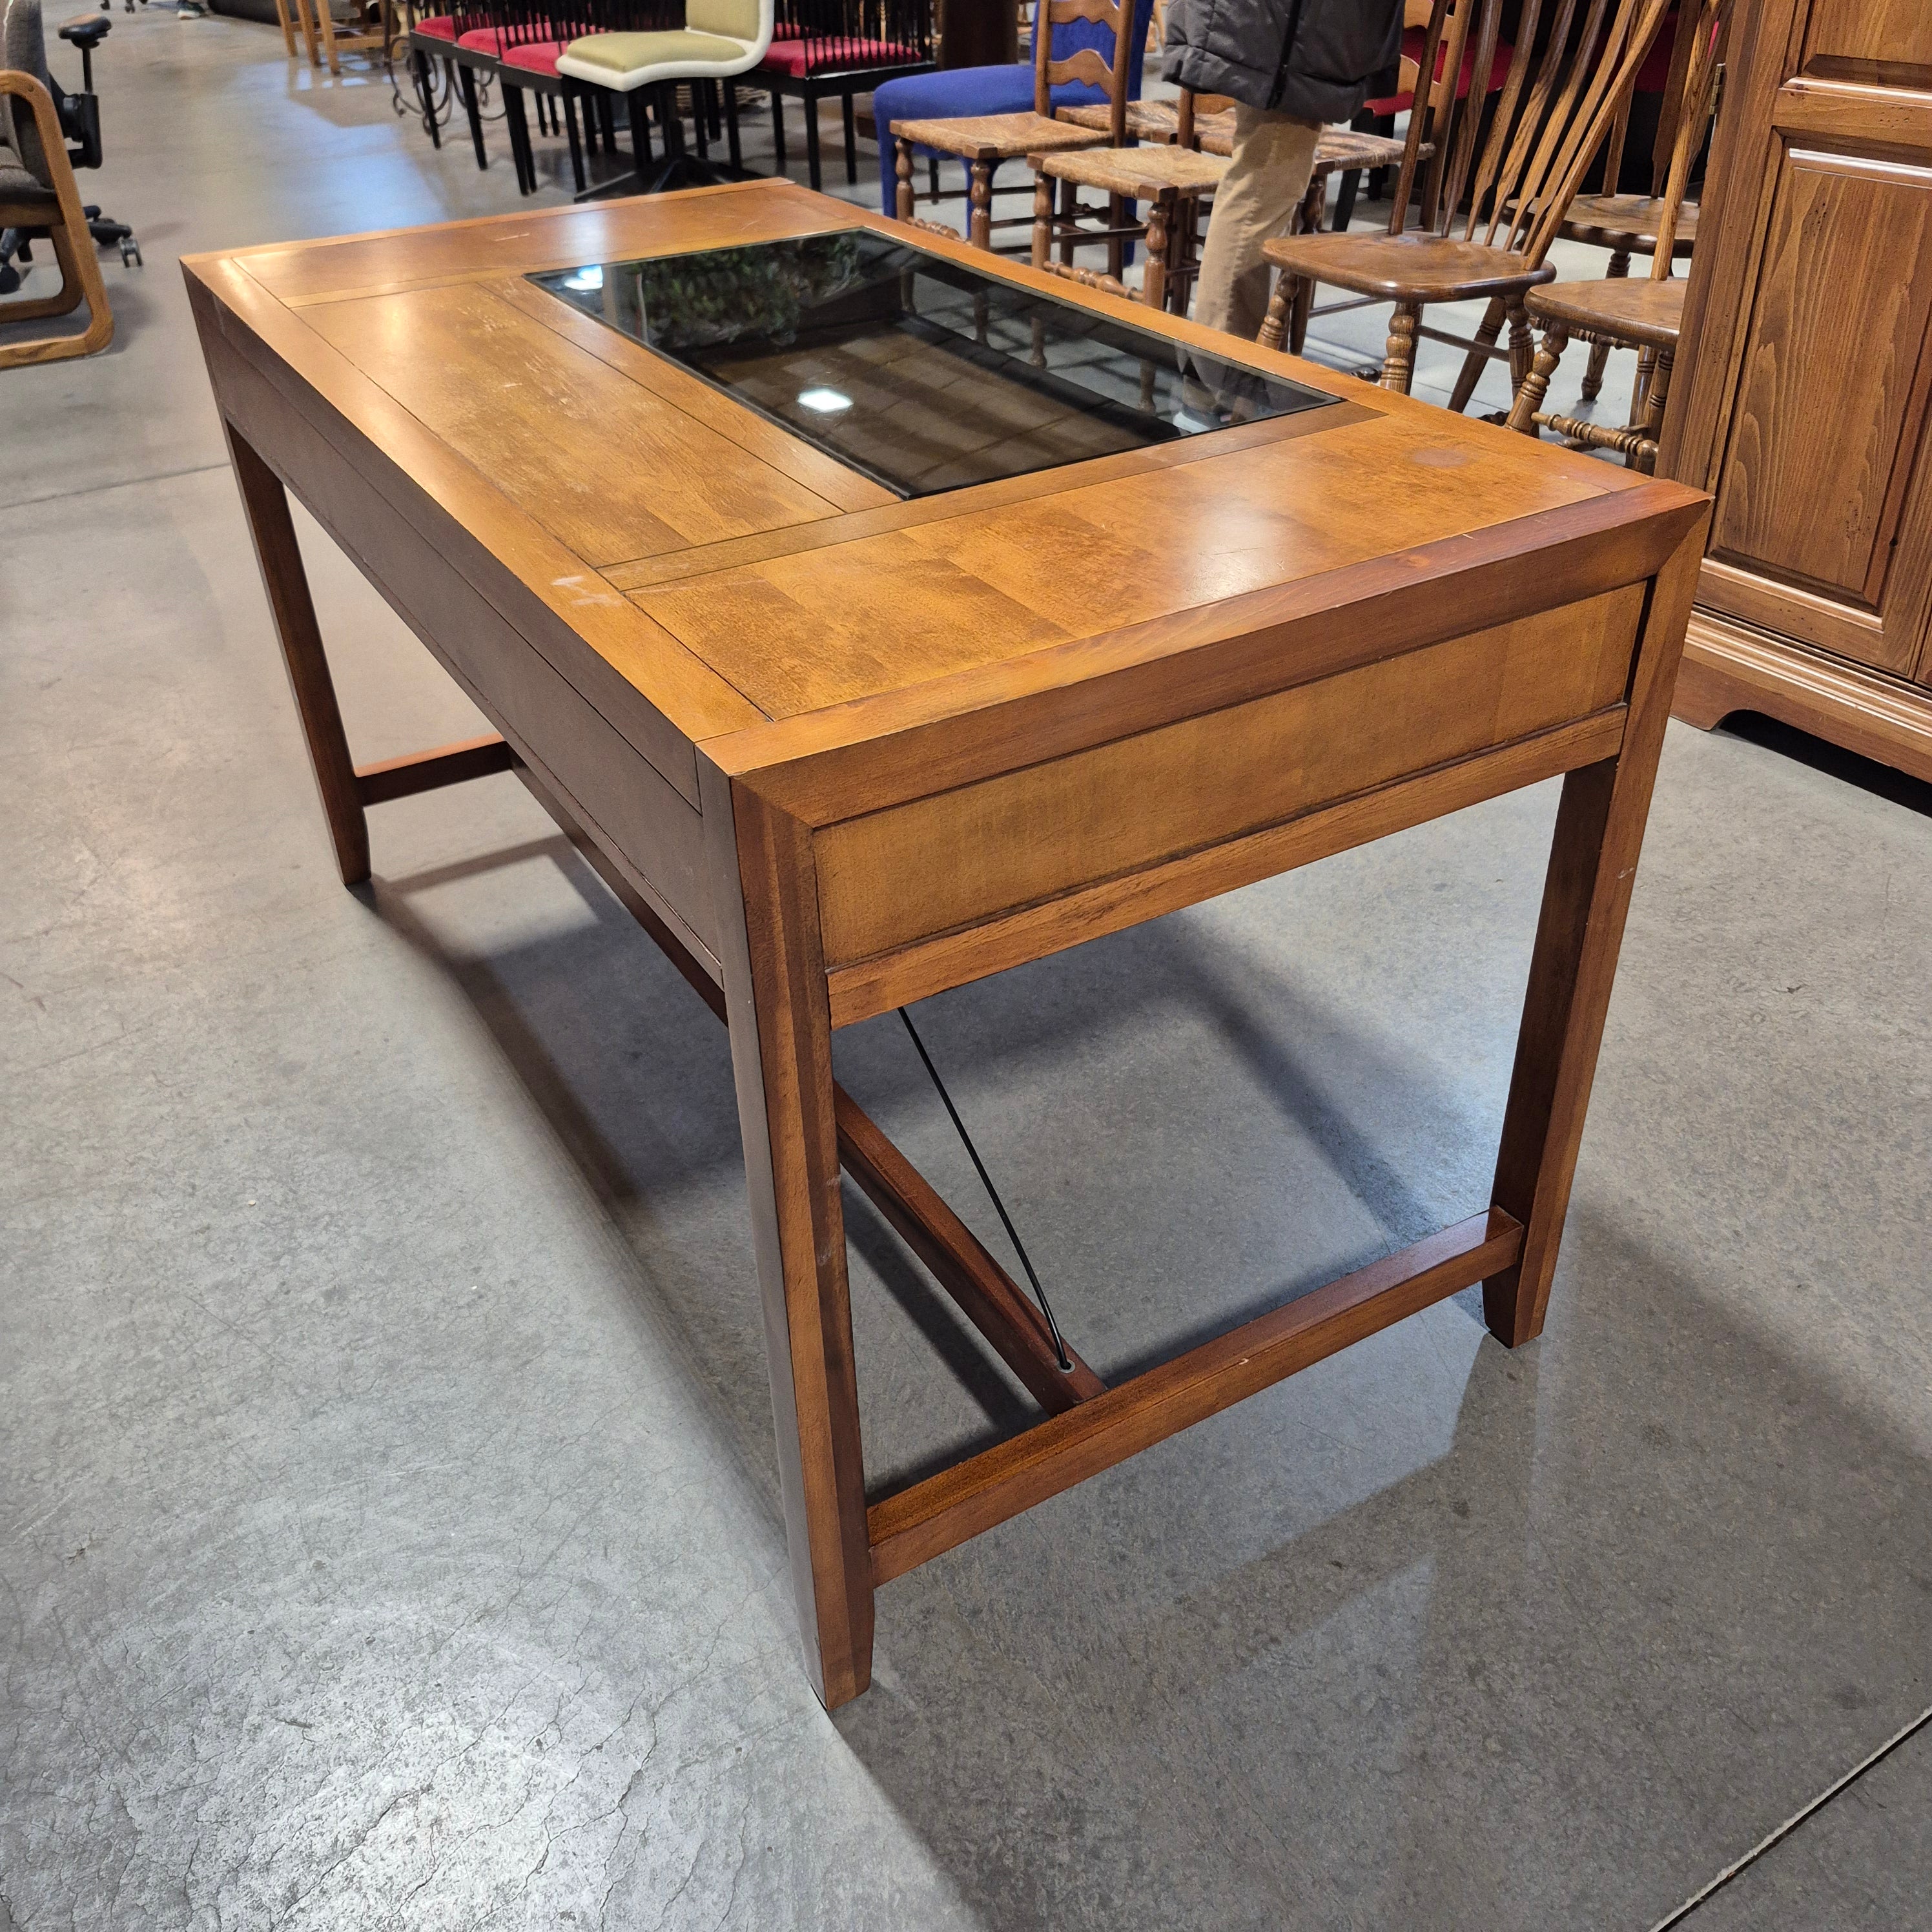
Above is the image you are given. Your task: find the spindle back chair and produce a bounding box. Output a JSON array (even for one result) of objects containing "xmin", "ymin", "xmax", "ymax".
[
  {"xmin": 1505, "ymin": 0, "xmax": 1725, "ymax": 470},
  {"xmin": 1257, "ymin": 0, "xmax": 1674, "ymax": 400}
]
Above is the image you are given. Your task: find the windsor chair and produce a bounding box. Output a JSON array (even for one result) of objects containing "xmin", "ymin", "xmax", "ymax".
[
  {"xmin": 1505, "ymin": 0, "xmax": 1725, "ymax": 472},
  {"xmin": 1257, "ymin": 0, "xmax": 1674, "ymax": 401},
  {"xmin": 1548, "ymin": 0, "xmax": 1717, "ymax": 401}
]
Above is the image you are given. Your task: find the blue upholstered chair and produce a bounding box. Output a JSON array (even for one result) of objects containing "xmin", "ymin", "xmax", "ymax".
[{"xmin": 872, "ymin": 0, "xmax": 1153, "ymax": 240}]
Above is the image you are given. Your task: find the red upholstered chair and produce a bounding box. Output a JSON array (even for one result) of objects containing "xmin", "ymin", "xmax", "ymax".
[
  {"xmin": 557, "ymin": 0, "xmax": 773, "ymax": 192},
  {"xmin": 491, "ymin": 0, "xmax": 638, "ymax": 193},
  {"xmin": 759, "ymin": 0, "xmax": 934, "ymax": 191},
  {"xmin": 404, "ymin": 0, "xmax": 497, "ymax": 169}
]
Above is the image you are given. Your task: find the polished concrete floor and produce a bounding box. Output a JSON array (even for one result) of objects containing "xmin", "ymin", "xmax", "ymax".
[{"xmin": 5, "ymin": 14, "xmax": 1931, "ymax": 1929}]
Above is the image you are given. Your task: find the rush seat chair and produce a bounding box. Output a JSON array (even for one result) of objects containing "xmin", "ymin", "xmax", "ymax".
[{"xmin": 874, "ymin": 0, "xmax": 1151, "ymax": 243}]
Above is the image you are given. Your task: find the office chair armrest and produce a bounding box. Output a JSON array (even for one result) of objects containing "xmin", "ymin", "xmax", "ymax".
[{"xmin": 0, "ymin": 66, "xmax": 95, "ymax": 207}]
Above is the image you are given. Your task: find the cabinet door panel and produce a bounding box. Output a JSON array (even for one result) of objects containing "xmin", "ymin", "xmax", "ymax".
[
  {"xmin": 1802, "ymin": 0, "xmax": 1932, "ymax": 86},
  {"xmin": 1707, "ymin": 145, "xmax": 1932, "ymax": 675}
]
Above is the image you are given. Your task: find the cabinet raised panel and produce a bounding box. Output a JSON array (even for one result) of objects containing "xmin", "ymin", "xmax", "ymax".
[
  {"xmin": 1801, "ymin": 0, "xmax": 1932, "ymax": 85},
  {"xmin": 1665, "ymin": 0, "xmax": 1932, "ymax": 782},
  {"xmin": 1707, "ymin": 145, "xmax": 1932, "ymax": 676}
]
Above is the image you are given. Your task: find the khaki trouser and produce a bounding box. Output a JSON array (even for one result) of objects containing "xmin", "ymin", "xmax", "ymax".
[{"xmin": 1193, "ymin": 105, "xmax": 1323, "ymax": 345}]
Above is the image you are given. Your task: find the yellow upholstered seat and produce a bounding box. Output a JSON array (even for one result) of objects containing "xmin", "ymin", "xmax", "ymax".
[{"xmin": 557, "ymin": 0, "xmax": 770, "ymax": 89}]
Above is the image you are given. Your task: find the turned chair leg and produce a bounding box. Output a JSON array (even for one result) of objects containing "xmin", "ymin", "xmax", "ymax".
[
  {"xmin": 968, "ymin": 160, "xmax": 992, "ymax": 250},
  {"xmin": 1141, "ymin": 195, "xmax": 1170, "ymax": 313},
  {"xmin": 1030, "ymin": 169, "xmax": 1052, "ymax": 269},
  {"xmin": 1506, "ymin": 322, "xmax": 1568, "ymax": 437},
  {"xmin": 1581, "ymin": 250, "xmax": 1629, "ymax": 400},
  {"xmin": 894, "ymin": 138, "xmax": 914, "ymax": 221},
  {"xmin": 1506, "ymin": 300, "xmax": 1535, "ymax": 392},
  {"xmin": 1257, "ymin": 275, "xmax": 1293, "ymax": 353},
  {"xmin": 1381, "ymin": 302, "xmax": 1421, "ymax": 393},
  {"xmin": 1289, "ymin": 269, "xmax": 1314, "ymax": 355},
  {"xmin": 1632, "ymin": 345, "xmax": 1672, "ymax": 473},
  {"xmin": 1447, "ymin": 294, "xmax": 1505, "ymax": 415},
  {"xmin": 1631, "ymin": 341, "xmax": 1659, "ymax": 422}
]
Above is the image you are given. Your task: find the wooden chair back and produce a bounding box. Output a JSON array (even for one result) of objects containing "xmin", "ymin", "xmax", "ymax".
[
  {"xmin": 1033, "ymin": 0, "xmax": 1136, "ymax": 143},
  {"xmin": 1393, "ymin": 0, "xmax": 1434, "ymax": 85},
  {"xmin": 1647, "ymin": 0, "xmax": 1724, "ymax": 274},
  {"xmin": 1386, "ymin": 0, "xmax": 1675, "ymax": 265}
]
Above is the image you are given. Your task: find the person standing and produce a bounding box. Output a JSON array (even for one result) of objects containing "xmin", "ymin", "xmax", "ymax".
[{"xmin": 1164, "ymin": 0, "xmax": 1408, "ymax": 345}]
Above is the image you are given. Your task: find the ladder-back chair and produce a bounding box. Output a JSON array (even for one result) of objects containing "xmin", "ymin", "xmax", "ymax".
[
  {"xmin": 1029, "ymin": 85, "xmax": 1224, "ymax": 311},
  {"xmin": 1505, "ymin": 0, "xmax": 1723, "ymax": 471},
  {"xmin": 1257, "ymin": 0, "xmax": 1674, "ymax": 400},
  {"xmin": 889, "ymin": 0, "xmax": 1139, "ymax": 251}
]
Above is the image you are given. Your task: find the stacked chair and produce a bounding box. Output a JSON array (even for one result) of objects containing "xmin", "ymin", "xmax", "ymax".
[
  {"xmin": 406, "ymin": 0, "xmax": 501, "ymax": 173},
  {"xmin": 1053, "ymin": 94, "xmax": 1416, "ymax": 251},
  {"xmin": 1505, "ymin": 0, "xmax": 1724, "ymax": 471},
  {"xmin": 1030, "ymin": 95, "xmax": 1427, "ymax": 319},
  {"xmin": 1027, "ymin": 82, "xmax": 1222, "ymax": 310},
  {"xmin": 1547, "ymin": 0, "xmax": 1712, "ymax": 400},
  {"xmin": 881, "ymin": 0, "xmax": 1153, "ymax": 251},
  {"xmin": 404, "ymin": 0, "xmax": 727, "ymax": 194},
  {"xmin": 1255, "ymin": 0, "xmax": 1675, "ymax": 401},
  {"xmin": 493, "ymin": 0, "xmax": 639, "ymax": 194},
  {"xmin": 761, "ymin": 0, "xmax": 935, "ymax": 191}
]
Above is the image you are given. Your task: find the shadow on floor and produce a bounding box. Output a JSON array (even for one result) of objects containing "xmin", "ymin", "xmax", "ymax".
[
  {"xmin": 1718, "ymin": 712, "xmax": 1932, "ymax": 821},
  {"xmin": 364, "ymin": 820, "xmax": 1932, "ymax": 1929}
]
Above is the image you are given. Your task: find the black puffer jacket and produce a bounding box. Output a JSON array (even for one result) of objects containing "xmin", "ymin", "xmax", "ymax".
[{"xmin": 1162, "ymin": 0, "xmax": 1406, "ymax": 121}]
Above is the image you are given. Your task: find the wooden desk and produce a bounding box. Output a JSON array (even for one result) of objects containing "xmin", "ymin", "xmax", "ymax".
[{"xmin": 185, "ymin": 181, "xmax": 1708, "ymax": 1711}]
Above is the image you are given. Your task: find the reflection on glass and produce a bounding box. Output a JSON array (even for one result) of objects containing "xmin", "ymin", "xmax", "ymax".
[{"xmin": 530, "ymin": 229, "xmax": 1335, "ymax": 500}]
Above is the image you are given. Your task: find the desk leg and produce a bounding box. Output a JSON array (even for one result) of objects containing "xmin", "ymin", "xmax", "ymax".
[
  {"xmin": 226, "ymin": 425, "xmax": 370, "ymax": 889},
  {"xmin": 702, "ymin": 761, "xmax": 874, "ymax": 1709},
  {"xmin": 1485, "ymin": 524, "xmax": 1705, "ymax": 1347}
]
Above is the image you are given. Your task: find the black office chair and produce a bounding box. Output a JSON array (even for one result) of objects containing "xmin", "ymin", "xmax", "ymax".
[{"xmin": 0, "ymin": 0, "xmax": 139, "ymax": 301}]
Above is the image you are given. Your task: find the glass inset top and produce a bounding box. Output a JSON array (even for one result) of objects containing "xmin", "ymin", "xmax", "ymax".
[{"xmin": 529, "ymin": 229, "xmax": 1337, "ymax": 500}]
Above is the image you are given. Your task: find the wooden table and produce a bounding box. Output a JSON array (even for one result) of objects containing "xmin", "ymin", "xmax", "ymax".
[{"xmin": 185, "ymin": 180, "xmax": 1708, "ymax": 1711}]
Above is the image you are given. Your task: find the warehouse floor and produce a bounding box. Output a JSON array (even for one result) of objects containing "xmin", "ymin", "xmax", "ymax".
[{"xmin": 4, "ymin": 12, "xmax": 1929, "ymax": 1927}]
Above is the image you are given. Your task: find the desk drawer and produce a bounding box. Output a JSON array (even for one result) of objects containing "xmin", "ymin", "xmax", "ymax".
[{"xmin": 813, "ymin": 583, "xmax": 1645, "ymax": 971}]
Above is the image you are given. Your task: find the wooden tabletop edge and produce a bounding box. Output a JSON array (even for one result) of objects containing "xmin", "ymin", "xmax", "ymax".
[{"xmin": 694, "ymin": 485, "xmax": 1712, "ymax": 785}]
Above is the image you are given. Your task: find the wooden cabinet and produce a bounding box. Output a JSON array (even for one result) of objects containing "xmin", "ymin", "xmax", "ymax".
[{"xmin": 1663, "ymin": 0, "xmax": 1932, "ymax": 778}]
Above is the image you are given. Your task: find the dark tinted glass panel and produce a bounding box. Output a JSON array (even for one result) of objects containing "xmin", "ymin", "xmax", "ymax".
[{"xmin": 530, "ymin": 229, "xmax": 1335, "ymax": 499}]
